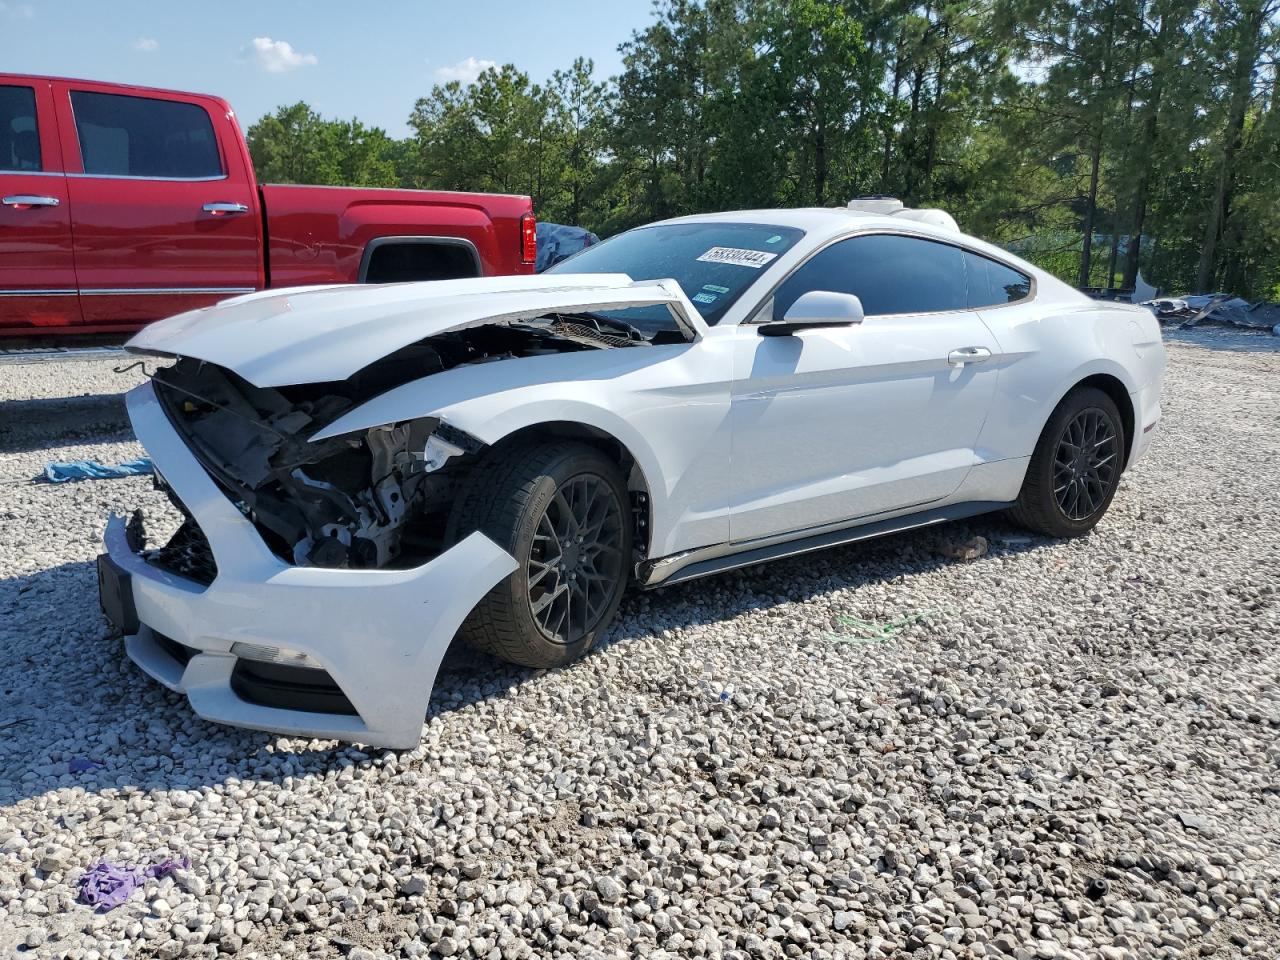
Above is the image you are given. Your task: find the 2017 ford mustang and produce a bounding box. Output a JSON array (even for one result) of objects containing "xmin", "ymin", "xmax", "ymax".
[{"xmin": 98, "ymin": 199, "xmax": 1166, "ymax": 747}]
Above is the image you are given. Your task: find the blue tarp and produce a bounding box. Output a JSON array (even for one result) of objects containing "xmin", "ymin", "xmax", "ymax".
[
  {"xmin": 42, "ymin": 457, "xmax": 153, "ymax": 484},
  {"xmin": 536, "ymin": 222, "xmax": 600, "ymax": 273}
]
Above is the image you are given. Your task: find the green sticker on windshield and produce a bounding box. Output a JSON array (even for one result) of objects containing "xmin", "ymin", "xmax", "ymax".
[
  {"xmin": 765, "ymin": 235, "xmax": 783, "ymax": 244},
  {"xmin": 702, "ymin": 283, "xmax": 730, "ymax": 294},
  {"xmin": 692, "ymin": 292, "xmax": 718, "ymax": 304}
]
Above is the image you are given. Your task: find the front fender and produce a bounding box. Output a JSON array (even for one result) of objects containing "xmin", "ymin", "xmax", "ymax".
[{"xmin": 312, "ymin": 342, "xmax": 736, "ymax": 557}]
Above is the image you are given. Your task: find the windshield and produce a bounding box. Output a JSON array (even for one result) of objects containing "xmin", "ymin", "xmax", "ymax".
[{"xmin": 546, "ymin": 221, "xmax": 804, "ymax": 333}]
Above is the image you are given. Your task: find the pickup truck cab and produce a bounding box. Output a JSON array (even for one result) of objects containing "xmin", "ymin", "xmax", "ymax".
[{"xmin": 0, "ymin": 75, "xmax": 536, "ymax": 335}]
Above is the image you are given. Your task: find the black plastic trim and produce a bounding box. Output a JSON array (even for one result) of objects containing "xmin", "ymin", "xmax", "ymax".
[
  {"xmin": 230, "ymin": 659, "xmax": 358, "ymax": 716},
  {"xmin": 357, "ymin": 236, "xmax": 482, "ymax": 283},
  {"xmin": 642, "ymin": 500, "xmax": 1012, "ymax": 587},
  {"xmin": 153, "ymin": 632, "xmax": 197, "ymax": 667}
]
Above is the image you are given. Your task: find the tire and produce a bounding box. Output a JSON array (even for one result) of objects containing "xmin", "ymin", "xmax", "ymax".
[
  {"xmin": 1009, "ymin": 386, "xmax": 1125, "ymax": 538},
  {"xmin": 446, "ymin": 440, "xmax": 632, "ymax": 668}
]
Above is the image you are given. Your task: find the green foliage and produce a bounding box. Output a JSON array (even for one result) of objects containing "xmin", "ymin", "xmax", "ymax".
[
  {"xmin": 246, "ymin": 0, "xmax": 1280, "ymax": 297},
  {"xmin": 246, "ymin": 103, "xmax": 398, "ymax": 187}
]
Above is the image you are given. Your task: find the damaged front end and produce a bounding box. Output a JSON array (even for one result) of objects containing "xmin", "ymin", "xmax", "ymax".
[{"xmin": 148, "ymin": 317, "xmax": 644, "ymax": 572}]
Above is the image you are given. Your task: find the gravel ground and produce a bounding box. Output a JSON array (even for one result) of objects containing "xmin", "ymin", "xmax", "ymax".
[{"xmin": 1, "ymin": 330, "xmax": 1278, "ymax": 960}]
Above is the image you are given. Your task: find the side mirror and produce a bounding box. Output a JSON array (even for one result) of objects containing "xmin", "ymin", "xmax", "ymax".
[{"xmin": 759, "ymin": 291, "xmax": 865, "ymax": 337}]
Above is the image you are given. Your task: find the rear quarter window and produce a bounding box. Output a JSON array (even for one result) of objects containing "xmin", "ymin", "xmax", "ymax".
[{"xmin": 964, "ymin": 250, "xmax": 1032, "ymax": 307}]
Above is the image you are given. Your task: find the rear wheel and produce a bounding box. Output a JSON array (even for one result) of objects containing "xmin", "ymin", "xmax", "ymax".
[
  {"xmin": 1010, "ymin": 386, "xmax": 1125, "ymax": 538},
  {"xmin": 447, "ymin": 441, "xmax": 632, "ymax": 668}
]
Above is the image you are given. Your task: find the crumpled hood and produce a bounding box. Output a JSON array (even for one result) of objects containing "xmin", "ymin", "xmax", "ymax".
[{"xmin": 127, "ymin": 273, "xmax": 703, "ymax": 388}]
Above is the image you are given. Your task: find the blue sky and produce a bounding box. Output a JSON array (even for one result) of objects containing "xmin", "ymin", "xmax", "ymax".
[{"xmin": 0, "ymin": 0, "xmax": 658, "ymax": 136}]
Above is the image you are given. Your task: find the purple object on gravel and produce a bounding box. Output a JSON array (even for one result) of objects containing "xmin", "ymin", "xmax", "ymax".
[{"xmin": 78, "ymin": 858, "xmax": 191, "ymax": 911}]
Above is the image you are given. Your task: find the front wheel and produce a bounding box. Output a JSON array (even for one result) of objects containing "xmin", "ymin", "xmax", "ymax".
[
  {"xmin": 447, "ymin": 441, "xmax": 632, "ymax": 668},
  {"xmin": 1009, "ymin": 386, "xmax": 1125, "ymax": 538}
]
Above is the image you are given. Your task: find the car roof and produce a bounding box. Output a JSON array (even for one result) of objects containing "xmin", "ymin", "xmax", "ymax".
[
  {"xmin": 650, "ymin": 207, "xmax": 961, "ymax": 244},
  {"xmin": 645, "ymin": 206, "xmax": 1086, "ymax": 306}
]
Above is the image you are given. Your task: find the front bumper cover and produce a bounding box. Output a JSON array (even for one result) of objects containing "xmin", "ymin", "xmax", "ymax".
[{"xmin": 101, "ymin": 381, "xmax": 517, "ymax": 748}]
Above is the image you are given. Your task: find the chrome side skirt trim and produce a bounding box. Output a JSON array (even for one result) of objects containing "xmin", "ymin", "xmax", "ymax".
[
  {"xmin": 639, "ymin": 500, "xmax": 1012, "ymax": 588},
  {"xmin": 66, "ymin": 172, "xmax": 229, "ymax": 183},
  {"xmin": 0, "ymin": 172, "xmax": 227, "ymax": 182},
  {"xmin": 80, "ymin": 287, "xmax": 255, "ymax": 296},
  {"xmin": 1, "ymin": 287, "xmax": 254, "ymax": 297}
]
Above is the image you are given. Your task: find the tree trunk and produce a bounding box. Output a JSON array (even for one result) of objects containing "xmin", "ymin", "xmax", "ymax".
[
  {"xmin": 814, "ymin": 105, "xmax": 828, "ymax": 205},
  {"xmin": 922, "ymin": 52, "xmax": 950, "ymax": 194},
  {"xmin": 903, "ymin": 64, "xmax": 926, "ymax": 200},
  {"xmin": 880, "ymin": 41, "xmax": 906, "ymax": 191},
  {"xmin": 1122, "ymin": 3, "xmax": 1178, "ymax": 288},
  {"xmin": 1195, "ymin": 3, "xmax": 1265, "ymax": 292},
  {"xmin": 1108, "ymin": 221, "xmax": 1121, "ymax": 287},
  {"xmin": 1078, "ymin": 137, "xmax": 1103, "ymax": 287},
  {"xmin": 1078, "ymin": 0, "xmax": 1119, "ymax": 288},
  {"xmin": 1123, "ymin": 190, "xmax": 1148, "ymax": 288}
]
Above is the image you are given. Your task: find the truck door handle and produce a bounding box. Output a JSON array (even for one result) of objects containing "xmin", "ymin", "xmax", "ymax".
[
  {"xmin": 202, "ymin": 201, "xmax": 249, "ymax": 215},
  {"xmin": 947, "ymin": 346, "xmax": 992, "ymax": 366},
  {"xmin": 3, "ymin": 194, "xmax": 60, "ymax": 208}
]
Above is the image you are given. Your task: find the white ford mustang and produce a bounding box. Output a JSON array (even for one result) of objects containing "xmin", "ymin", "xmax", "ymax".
[{"xmin": 98, "ymin": 200, "xmax": 1165, "ymax": 747}]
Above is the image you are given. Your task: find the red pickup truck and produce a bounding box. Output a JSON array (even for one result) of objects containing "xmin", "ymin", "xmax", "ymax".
[{"xmin": 0, "ymin": 75, "xmax": 536, "ymax": 336}]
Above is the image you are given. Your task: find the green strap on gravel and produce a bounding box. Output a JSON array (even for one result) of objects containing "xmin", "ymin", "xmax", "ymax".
[{"xmin": 826, "ymin": 610, "xmax": 934, "ymax": 645}]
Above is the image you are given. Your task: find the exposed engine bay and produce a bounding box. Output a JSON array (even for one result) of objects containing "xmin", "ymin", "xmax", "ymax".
[{"xmin": 149, "ymin": 317, "xmax": 656, "ymax": 572}]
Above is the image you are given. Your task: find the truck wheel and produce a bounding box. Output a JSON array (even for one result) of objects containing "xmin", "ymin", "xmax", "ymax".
[
  {"xmin": 1009, "ymin": 386, "xmax": 1125, "ymax": 538},
  {"xmin": 447, "ymin": 440, "xmax": 632, "ymax": 668}
]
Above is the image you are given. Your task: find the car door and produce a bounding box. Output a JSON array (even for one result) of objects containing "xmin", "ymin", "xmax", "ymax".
[
  {"xmin": 0, "ymin": 79, "xmax": 80, "ymax": 330},
  {"xmin": 54, "ymin": 82, "xmax": 262, "ymax": 327},
  {"xmin": 727, "ymin": 232, "xmax": 1003, "ymax": 543}
]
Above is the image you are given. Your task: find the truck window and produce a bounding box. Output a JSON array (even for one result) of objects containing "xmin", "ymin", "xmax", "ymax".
[
  {"xmin": 70, "ymin": 91, "xmax": 223, "ymax": 179},
  {"xmin": 0, "ymin": 85, "xmax": 41, "ymax": 172}
]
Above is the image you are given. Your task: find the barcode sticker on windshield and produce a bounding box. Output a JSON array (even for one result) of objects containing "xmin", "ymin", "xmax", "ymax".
[{"xmin": 695, "ymin": 246, "xmax": 778, "ymax": 269}]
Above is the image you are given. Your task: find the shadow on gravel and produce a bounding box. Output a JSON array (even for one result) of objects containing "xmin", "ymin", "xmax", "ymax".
[
  {"xmin": 601, "ymin": 511, "xmax": 1045, "ymax": 651},
  {"xmin": 0, "ymin": 394, "xmax": 132, "ymax": 454},
  {"xmin": 0, "ymin": 513, "xmax": 1043, "ymax": 810},
  {"xmin": 0, "ymin": 557, "xmax": 535, "ymax": 809}
]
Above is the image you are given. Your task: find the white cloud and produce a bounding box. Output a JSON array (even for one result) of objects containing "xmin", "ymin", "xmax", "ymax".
[
  {"xmin": 0, "ymin": 2, "xmax": 35, "ymax": 20},
  {"xmin": 133, "ymin": 37, "xmax": 159, "ymax": 52},
  {"xmin": 247, "ymin": 36, "xmax": 318, "ymax": 73},
  {"xmin": 433, "ymin": 56, "xmax": 496, "ymax": 85}
]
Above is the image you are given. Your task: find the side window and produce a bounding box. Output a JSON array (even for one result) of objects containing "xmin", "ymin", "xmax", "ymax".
[
  {"xmin": 70, "ymin": 91, "xmax": 223, "ymax": 179},
  {"xmin": 964, "ymin": 250, "xmax": 1031, "ymax": 307},
  {"xmin": 0, "ymin": 85, "xmax": 41, "ymax": 172},
  {"xmin": 772, "ymin": 234, "xmax": 968, "ymax": 318}
]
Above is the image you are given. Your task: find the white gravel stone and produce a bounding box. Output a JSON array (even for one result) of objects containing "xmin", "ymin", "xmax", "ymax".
[{"xmin": 1, "ymin": 328, "xmax": 1279, "ymax": 959}]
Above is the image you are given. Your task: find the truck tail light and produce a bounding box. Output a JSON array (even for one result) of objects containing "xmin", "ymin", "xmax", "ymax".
[{"xmin": 520, "ymin": 213, "xmax": 537, "ymax": 265}]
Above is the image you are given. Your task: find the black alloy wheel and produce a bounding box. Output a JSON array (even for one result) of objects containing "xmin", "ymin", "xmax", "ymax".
[
  {"xmin": 1052, "ymin": 407, "xmax": 1119, "ymax": 521},
  {"xmin": 448, "ymin": 440, "xmax": 633, "ymax": 668},
  {"xmin": 1009, "ymin": 385, "xmax": 1126, "ymax": 538},
  {"xmin": 527, "ymin": 473, "xmax": 626, "ymax": 644}
]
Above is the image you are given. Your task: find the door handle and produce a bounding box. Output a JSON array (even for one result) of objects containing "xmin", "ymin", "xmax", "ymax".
[
  {"xmin": 2, "ymin": 194, "xmax": 60, "ymax": 208},
  {"xmin": 947, "ymin": 346, "xmax": 992, "ymax": 366},
  {"xmin": 202, "ymin": 201, "xmax": 249, "ymax": 215}
]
